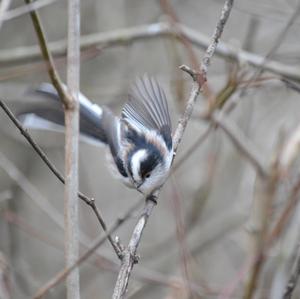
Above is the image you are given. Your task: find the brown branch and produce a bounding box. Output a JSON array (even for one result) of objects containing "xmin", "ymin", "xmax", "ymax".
[
  {"xmin": 0, "ymin": 98, "xmax": 122, "ymax": 259},
  {"xmin": 24, "ymin": 0, "xmax": 72, "ymax": 108},
  {"xmin": 111, "ymin": 1, "xmax": 234, "ymax": 298}
]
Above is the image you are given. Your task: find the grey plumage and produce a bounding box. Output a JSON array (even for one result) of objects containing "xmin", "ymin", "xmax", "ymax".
[{"xmin": 122, "ymin": 75, "xmax": 171, "ymax": 132}]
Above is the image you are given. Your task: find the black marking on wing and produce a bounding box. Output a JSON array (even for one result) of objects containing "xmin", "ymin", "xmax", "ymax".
[{"xmin": 122, "ymin": 75, "xmax": 172, "ymax": 148}]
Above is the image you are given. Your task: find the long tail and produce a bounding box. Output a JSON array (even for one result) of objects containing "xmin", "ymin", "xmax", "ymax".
[{"xmin": 17, "ymin": 83, "xmax": 115, "ymax": 145}]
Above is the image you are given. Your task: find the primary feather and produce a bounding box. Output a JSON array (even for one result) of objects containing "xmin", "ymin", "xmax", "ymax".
[{"xmin": 122, "ymin": 75, "xmax": 171, "ymax": 133}]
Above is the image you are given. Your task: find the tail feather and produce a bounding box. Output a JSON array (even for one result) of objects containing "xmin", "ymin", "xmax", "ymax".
[{"xmin": 17, "ymin": 83, "xmax": 110, "ymax": 144}]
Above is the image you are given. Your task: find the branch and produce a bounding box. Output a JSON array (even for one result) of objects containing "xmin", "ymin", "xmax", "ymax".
[
  {"xmin": 33, "ymin": 201, "xmax": 140, "ymax": 299},
  {"xmin": 0, "ymin": 98, "xmax": 122, "ymax": 259},
  {"xmin": 64, "ymin": 0, "xmax": 80, "ymax": 297},
  {"xmin": 24, "ymin": 0, "xmax": 73, "ymax": 108},
  {"xmin": 111, "ymin": 1, "xmax": 234, "ymax": 298},
  {"xmin": 22, "ymin": 0, "xmax": 123, "ymax": 260},
  {"xmin": 200, "ymin": 0, "xmax": 234, "ymax": 80},
  {"xmin": 1, "ymin": 22, "xmax": 300, "ymax": 80},
  {"xmin": 2, "ymin": 0, "xmax": 58, "ymax": 21}
]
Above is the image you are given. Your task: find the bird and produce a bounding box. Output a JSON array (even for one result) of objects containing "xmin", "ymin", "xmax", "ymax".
[{"xmin": 17, "ymin": 75, "xmax": 173, "ymax": 195}]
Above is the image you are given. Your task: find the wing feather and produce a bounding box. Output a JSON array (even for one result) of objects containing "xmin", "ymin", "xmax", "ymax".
[{"xmin": 122, "ymin": 75, "xmax": 172, "ymax": 135}]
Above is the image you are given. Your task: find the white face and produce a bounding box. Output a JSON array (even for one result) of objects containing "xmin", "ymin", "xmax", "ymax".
[{"xmin": 129, "ymin": 148, "xmax": 173, "ymax": 195}]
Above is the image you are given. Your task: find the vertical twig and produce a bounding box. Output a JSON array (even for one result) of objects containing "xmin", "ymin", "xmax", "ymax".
[{"xmin": 64, "ymin": 0, "xmax": 80, "ymax": 297}]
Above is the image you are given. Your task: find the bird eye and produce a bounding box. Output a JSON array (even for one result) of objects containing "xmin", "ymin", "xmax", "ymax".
[{"xmin": 144, "ymin": 173, "xmax": 150, "ymax": 179}]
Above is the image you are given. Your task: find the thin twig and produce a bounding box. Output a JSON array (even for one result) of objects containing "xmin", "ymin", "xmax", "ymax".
[
  {"xmin": 111, "ymin": 1, "xmax": 234, "ymax": 298},
  {"xmin": 200, "ymin": 0, "xmax": 234, "ymax": 80},
  {"xmin": 112, "ymin": 196, "xmax": 157, "ymax": 299},
  {"xmin": 241, "ymin": 6, "xmax": 300, "ymax": 299},
  {"xmin": 0, "ymin": 98, "xmax": 122, "ymax": 259},
  {"xmin": 33, "ymin": 201, "xmax": 140, "ymax": 299},
  {"xmin": 24, "ymin": 0, "xmax": 73, "ymax": 108}
]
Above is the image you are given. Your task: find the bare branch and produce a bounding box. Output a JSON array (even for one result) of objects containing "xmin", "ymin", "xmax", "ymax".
[
  {"xmin": 112, "ymin": 196, "xmax": 157, "ymax": 299},
  {"xmin": 0, "ymin": 98, "xmax": 122, "ymax": 259},
  {"xmin": 33, "ymin": 201, "xmax": 140, "ymax": 299},
  {"xmin": 64, "ymin": 0, "xmax": 80, "ymax": 296},
  {"xmin": 111, "ymin": 1, "xmax": 234, "ymax": 298},
  {"xmin": 282, "ymin": 247, "xmax": 300, "ymax": 299},
  {"xmin": 1, "ymin": 22, "xmax": 300, "ymax": 80},
  {"xmin": 24, "ymin": 0, "xmax": 73, "ymax": 108}
]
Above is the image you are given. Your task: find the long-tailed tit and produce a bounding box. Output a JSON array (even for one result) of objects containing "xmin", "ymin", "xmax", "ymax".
[{"xmin": 17, "ymin": 75, "xmax": 173, "ymax": 195}]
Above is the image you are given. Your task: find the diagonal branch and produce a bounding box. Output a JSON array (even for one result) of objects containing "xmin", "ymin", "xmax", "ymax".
[
  {"xmin": 24, "ymin": 0, "xmax": 73, "ymax": 108},
  {"xmin": 211, "ymin": 112, "xmax": 268, "ymax": 178},
  {"xmin": 112, "ymin": 1, "xmax": 234, "ymax": 298},
  {"xmin": 0, "ymin": 98, "xmax": 122, "ymax": 259},
  {"xmin": 33, "ymin": 200, "xmax": 140, "ymax": 299}
]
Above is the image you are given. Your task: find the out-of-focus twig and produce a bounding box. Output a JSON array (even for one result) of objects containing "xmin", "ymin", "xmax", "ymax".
[
  {"xmin": 0, "ymin": 0, "xmax": 11, "ymax": 30},
  {"xmin": 3, "ymin": 0, "xmax": 58, "ymax": 21},
  {"xmin": 279, "ymin": 123, "xmax": 300, "ymax": 172},
  {"xmin": 1, "ymin": 22, "xmax": 300, "ymax": 80},
  {"xmin": 211, "ymin": 112, "xmax": 268, "ymax": 178},
  {"xmin": 200, "ymin": 0, "xmax": 233, "ymax": 80},
  {"xmin": 160, "ymin": 0, "xmax": 214, "ymax": 101},
  {"xmin": 112, "ymin": 1, "xmax": 234, "ymax": 298}
]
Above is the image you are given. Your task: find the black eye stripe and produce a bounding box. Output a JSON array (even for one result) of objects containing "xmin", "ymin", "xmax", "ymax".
[
  {"xmin": 125, "ymin": 127, "xmax": 163, "ymax": 179},
  {"xmin": 139, "ymin": 154, "xmax": 161, "ymax": 178}
]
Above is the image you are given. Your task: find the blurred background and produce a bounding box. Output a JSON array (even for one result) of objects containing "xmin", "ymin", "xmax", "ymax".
[{"xmin": 1, "ymin": 0, "xmax": 300, "ymax": 298}]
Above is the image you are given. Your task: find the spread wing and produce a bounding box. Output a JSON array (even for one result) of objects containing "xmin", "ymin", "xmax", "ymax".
[{"xmin": 121, "ymin": 74, "xmax": 172, "ymax": 148}]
